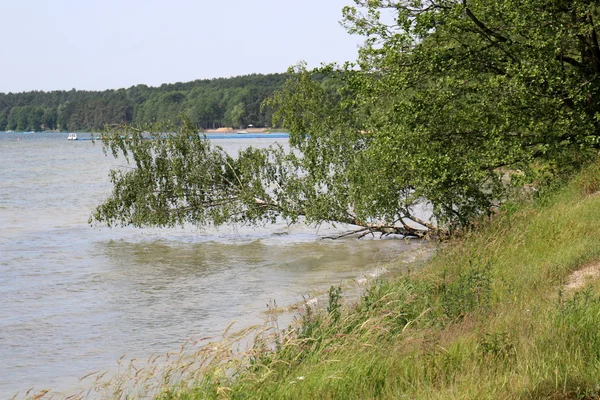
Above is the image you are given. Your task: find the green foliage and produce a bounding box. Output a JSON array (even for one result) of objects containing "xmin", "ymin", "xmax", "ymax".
[
  {"xmin": 0, "ymin": 110, "xmax": 6, "ymax": 131},
  {"xmin": 27, "ymin": 106, "xmax": 43, "ymax": 132},
  {"xmin": 0, "ymin": 73, "xmax": 288, "ymax": 131},
  {"xmin": 327, "ymin": 285, "xmax": 343, "ymax": 323},
  {"xmin": 478, "ymin": 331, "xmax": 515, "ymax": 365},
  {"xmin": 94, "ymin": 1, "xmax": 600, "ymax": 233},
  {"xmin": 440, "ymin": 260, "xmax": 492, "ymax": 320},
  {"xmin": 91, "ymin": 118, "xmax": 289, "ymax": 228},
  {"xmin": 272, "ymin": 0, "xmax": 600, "ymax": 229},
  {"xmin": 298, "ymin": 301, "xmax": 320, "ymax": 341}
]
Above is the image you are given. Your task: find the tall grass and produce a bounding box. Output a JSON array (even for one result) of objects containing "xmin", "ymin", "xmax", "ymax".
[
  {"xmin": 151, "ymin": 162, "xmax": 600, "ymax": 399},
  {"xmin": 49, "ymin": 162, "xmax": 600, "ymax": 399}
]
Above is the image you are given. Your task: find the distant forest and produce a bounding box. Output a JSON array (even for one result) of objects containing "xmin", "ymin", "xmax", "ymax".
[{"xmin": 0, "ymin": 73, "xmax": 289, "ymax": 132}]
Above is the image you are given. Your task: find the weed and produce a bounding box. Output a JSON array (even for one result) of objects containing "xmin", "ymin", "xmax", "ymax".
[
  {"xmin": 327, "ymin": 285, "xmax": 342, "ymax": 323},
  {"xmin": 478, "ymin": 331, "xmax": 515, "ymax": 365},
  {"xmin": 298, "ymin": 300, "xmax": 319, "ymax": 340},
  {"xmin": 440, "ymin": 260, "xmax": 492, "ymax": 321}
]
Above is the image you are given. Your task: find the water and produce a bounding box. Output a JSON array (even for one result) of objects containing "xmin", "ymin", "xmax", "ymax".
[{"xmin": 0, "ymin": 132, "xmax": 429, "ymax": 397}]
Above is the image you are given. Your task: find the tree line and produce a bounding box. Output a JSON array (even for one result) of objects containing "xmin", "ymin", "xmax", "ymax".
[{"xmin": 0, "ymin": 73, "xmax": 289, "ymax": 132}]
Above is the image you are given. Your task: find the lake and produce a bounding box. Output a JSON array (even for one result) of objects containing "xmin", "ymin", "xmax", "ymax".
[{"xmin": 0, "ymin": 132, "xmax": 430, "ymax": 397}]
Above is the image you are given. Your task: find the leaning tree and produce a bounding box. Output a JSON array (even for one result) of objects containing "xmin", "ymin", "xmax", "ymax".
[{"xmin": 91, "ymin": 0, "xmax": 600, "ymax": 238}]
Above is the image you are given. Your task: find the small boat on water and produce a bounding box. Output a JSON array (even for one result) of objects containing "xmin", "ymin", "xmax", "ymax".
[{"xmin": 67, "ymin": 133, "xmax": 78, "ymax": 141}]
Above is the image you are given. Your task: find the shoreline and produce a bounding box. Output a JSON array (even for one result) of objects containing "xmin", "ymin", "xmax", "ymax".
[{"xmin": 204, "ymin": 127, "xmax": 284, "ymax": 134}]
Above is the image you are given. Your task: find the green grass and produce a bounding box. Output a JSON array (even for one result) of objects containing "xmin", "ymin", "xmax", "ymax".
[
  {"xmin": 155, "ymin": 161, "xmax": 600, "ymax": 400},
  {"xmin": 91, "ymin": 161, "xmax": 600, "ymax": 399}
]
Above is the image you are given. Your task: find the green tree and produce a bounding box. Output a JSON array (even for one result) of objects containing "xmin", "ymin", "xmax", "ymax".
[
  {"xmin": 91, "ymin": 113, "xmax": 432, "ymax": 238},
  {"xmin": 42, "ymin": 108, "xmax": 57, "ymax": 130},
  {"xmin": 28, "ymin": 107, "xmax": 44, "ymax": 132},
  {"xmin": 228, "ymin": 102, "xmax": 246, "ymax": 128},
  {"xmin": 57, "ymin": 102, "xmax": 71, "ymax": 131},
  {"xmin": 0, "ymin": 109, "xmax": 7, "ymax": 131},
  {"xmin": 10, "ymin": 106, "xmax": 30, "ymax": 131},
  {"xmin": 92, "ymin": 0, "xmax": 600, "ymax": 236},
  {"xmin": 6, "ymin": 107, "xmax": 18, "ymax": 131}
]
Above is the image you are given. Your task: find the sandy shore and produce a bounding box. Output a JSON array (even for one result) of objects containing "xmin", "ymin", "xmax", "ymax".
[{"xmin": 204, "ymin": 127, "xmax": 270, "ymax": 133}]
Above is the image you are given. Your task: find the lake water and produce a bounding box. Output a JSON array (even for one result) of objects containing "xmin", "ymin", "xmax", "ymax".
[{"xmin": 0, "ymin": 132, "xmax": 430, "ymax": 397}]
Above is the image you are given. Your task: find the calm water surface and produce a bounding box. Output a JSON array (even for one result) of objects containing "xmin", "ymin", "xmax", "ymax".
[{"xmin": 0, "ymin": 132, "xmax": 429, "ymax": 397}]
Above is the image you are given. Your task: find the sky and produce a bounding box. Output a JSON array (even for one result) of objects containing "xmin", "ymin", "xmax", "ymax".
[{"xmin": 0, "ymin": 0, "xmax": 364, "ymax": 93}]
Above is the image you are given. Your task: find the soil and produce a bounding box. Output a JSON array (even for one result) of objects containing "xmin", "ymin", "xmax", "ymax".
[{"xmin": 564, "ymin": 262, "xmax": 600, "ymax": 291}]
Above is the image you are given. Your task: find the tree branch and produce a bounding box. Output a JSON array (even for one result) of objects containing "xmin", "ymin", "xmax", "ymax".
[
  {"xmin": 461, "ymin": 1, "xmax": 518, "ymax": 64},
  {"xmin": 462, "ymin": 1, "xmax": 510, "ymax": 44}
]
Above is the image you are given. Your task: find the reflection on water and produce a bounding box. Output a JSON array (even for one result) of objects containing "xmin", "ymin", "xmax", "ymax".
[{"xmin": 0, "ymin": 133, "xmax": 431, "ymax": 397}]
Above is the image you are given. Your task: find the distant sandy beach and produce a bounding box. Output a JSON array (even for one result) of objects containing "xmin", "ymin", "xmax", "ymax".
[{"xmin": 204, "ymin": 127, "xmax": 270, "ymax": 133}]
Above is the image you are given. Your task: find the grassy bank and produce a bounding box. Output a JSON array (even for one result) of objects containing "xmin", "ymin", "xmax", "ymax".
[{"xmin": 114, "ymin": 162, "xmax": 600, "ymax": 399}]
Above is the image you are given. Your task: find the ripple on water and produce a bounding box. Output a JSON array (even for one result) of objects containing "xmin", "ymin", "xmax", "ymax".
[{"xmin": 0, "ymin": 134, "xmax": 434, "ymax": 397}]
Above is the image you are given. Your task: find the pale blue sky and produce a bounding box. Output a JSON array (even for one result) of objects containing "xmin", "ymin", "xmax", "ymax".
[{"xmin": 0, "ymin": 0, "xmax": 363, "ymax": 93}]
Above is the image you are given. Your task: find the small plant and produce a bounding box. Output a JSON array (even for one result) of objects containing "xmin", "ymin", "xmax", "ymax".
[
  {"xmin": 327, "ymin": 285, "xmax": 343, "ymax": 323},
  {"xmin": 478, "ymin": 332, "xmax": 515, "ymax": 364},
  {"xmin": 440, "ymin": 260, "xmax": 492, "ymax": 321},
  {"xmin": 298, "ymin": 298, "xmax": 320, "ymax": 340}
]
